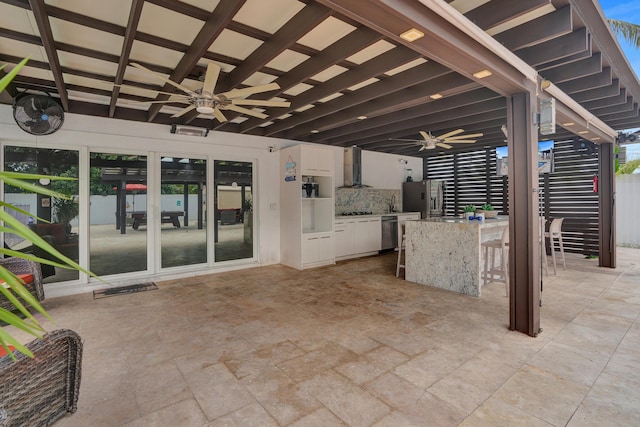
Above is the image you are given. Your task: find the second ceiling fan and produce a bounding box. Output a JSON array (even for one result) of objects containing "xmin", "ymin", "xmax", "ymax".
[
  {"xmin": 130, "ymin": 62, "xmax": 290, "ymax": 122},
  {"xmin": 392, "ymin": 129, "xmax": 483, "ymax": 151}
]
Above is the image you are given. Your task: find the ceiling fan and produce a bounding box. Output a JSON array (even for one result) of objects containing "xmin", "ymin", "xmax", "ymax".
[
  {"xmin": 129, "ymin": 62, "xmax": 290, "ymax": 122},
  {"xmin": 391, "ymin": 129, "xmax": 483, "ymax": 151}
]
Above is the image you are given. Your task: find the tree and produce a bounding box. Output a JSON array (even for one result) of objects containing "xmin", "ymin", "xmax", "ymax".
[
  {"xmin": 616, "ymin": 158, "xmax": 640, "ymax": 175},
  {"xmin": 608, "ymin": 19, "xmax": 640, "ymax": 48}
]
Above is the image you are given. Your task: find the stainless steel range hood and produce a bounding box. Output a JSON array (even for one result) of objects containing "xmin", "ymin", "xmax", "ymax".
[{"xmin": 343, "ymin": 146, "xmax": 362, "ymax": 187}]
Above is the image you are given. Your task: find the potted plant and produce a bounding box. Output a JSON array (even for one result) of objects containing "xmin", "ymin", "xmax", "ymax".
[
  {"xmin": 479, "ymin": 203, "xmax": 498, "ymax": 218},
  {"xmin": 463, "ymin": 204, "xmax": 476, "ymax": 219},
  {"xmin": 53, "ymin": 196, "xmax": 79, "ymax": 233},
  {"xmin": 243, "ymin": 196, "xmax": 253, "ymax": 244}
]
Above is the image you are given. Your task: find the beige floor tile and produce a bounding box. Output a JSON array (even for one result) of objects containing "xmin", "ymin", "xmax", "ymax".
[
  {"xmin": 393, "ymin": 345, "xmax": 472, "ymax": 389},
  {"xmin": 207, "ymin": 402, "xmax": 279, "ymax": 427},
  {"xmin": 287, "ymin": 407, "xmax": 345, "ymax": 427},
  {"xmin": 460, "ymin": 397, "xmax": 554, "ymax": 427},
  {"xmin": 122, "ymin": 399, "xmax": 208, "ymax": 427},
  {"xmin": 184, "ymin": 363, "xmax": 256, "ymax": 421},
  {"xmin": 492, "ymin": 364, "xmax": 590, "ymax": 426},
  {"xmin": 300, "ymin": 369, "xmax": 391, "ymax": 426}
]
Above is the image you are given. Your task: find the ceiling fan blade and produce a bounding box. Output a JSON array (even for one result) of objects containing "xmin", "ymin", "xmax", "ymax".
[
  {"xmin": 437, "ymin": 129, "xmax": 465, "ymax": 139},
  {"xmin": 127, "ymin": 99, "xmax": 191, "ymax": 104},
  {"xmin": 446, "ymin": 132, "xmax": 484, "ymax": 140},
  {"xmin": 419, "ymin": 144, "xmax": 427, "ymax": 151},
  {"xmin": 388, "ymin": 138, "xmax": 423, "ymax": 142},
  {"xmin": 231, "ymin": 99, "xmax": 290, "ymax": 107},
  {"xmin": 224, "ymin": 104, "xmax": 268, "ymax": 119},
  {"xmin": 130, "ymin": 62, "xmax": 198, "ymax": 96},
  {"xmin": 419, "ymin": 131, "xmax": 432, "ymax": 141},
  {"xmin": 202, "ymin": 62, "xmax": 221, "ymax": 96},
  {"xmin": 213, "ymin": 107, "xmax": 227, "ymax": 123},
  {"xmin": 437, "ymin": 142, "xmax": 453, "ymax": 149},
  {"xmin": 222, "ymin": 82, "xmax": 280, "ymax": 99},
  {"xmin": 443, "ymin": 140, "xmax": 477, "ymax": 144},
  {"xmin": 113, "ymin": 84, "xmax": 191, "ymax": 98},
  {"xmin": 171, "ymin": 105, "xmax": 196, "ymax": 118}
]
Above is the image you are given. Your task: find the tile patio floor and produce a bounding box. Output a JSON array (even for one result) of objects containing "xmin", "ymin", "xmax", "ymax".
[{"xmin": 20, "ymin": 247, "xmax": 640, "ymax": 426}]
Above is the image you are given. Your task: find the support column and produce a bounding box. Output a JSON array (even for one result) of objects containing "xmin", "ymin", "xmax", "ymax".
[
  {"xmin": 598, "ymin": 142, "xmax": 616, "ymax": 268},
  {"xmin": 183, "ymin": 183, "xmax": 189, "ymax": 227},
  {"xmin": 507, "ymin": 92, "xmax": 541, "ymax": 337}
]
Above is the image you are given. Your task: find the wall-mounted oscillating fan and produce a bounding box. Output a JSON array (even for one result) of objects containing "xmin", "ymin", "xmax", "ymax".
[{"xmin": 13, "ymin": 94, "xmax": 64, "ymax": 135}]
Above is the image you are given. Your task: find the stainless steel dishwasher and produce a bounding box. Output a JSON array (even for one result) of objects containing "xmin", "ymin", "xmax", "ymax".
[{"xmin": 381, "ymin": 215, "xmax": 398, "ymax": 251}]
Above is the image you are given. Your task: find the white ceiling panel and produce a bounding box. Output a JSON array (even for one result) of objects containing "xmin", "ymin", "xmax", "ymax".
[
  {"xmin": 57, "ymin": 52, "xmax": 118, "ymax": 77},
  {"xmin": 317, "ymin": 92, "xmax": 343, "ymax": 103},
  {"xmin": 486, "ymin": 4, "xmax": 556, "ymax": 36},
  {"xmin": 0, "ymin": 4, "xmax": 39, "ymax": 35},
  {"xmin": 208, "ymin": 29, "xmax": 262, "ymax": 60},
  {"xmin": 118, "ymin": 85, "xmax": 164, "ymax": 99},
  {"xmin": 276, "ymin": 113, "xmax": 293, "ymax": 120},
  {"xmin": 1, "ymin": 39, "xmax": 47, "ymax": 63},
  {"xmin": 230, "ymin": 115, "xmax": 249, "ymax": 124},
  {"xmin": 45, "ymin": 0, "xmax": 132, "ymax": 26},
  {"xmin": 15, "ymin": 65, "xmax": 53, "ymax": 82},
  {"xmin": 138, "ymin": 2, "xmax": 204, "ymax": 46},
  {"xmin": 266, "ymin": 50, "xmax": 310, "ymax": 72},
  {"xmin": 448, "ymin": 0, "xmax": 491, "ymax": 14},
  {"xmin": 384, "ymin": 58, "xmax": 428, "ymax": 76},
  {"xmin": 347, "ymin": 78, "xmax": 379, "ymax": 91},
  {"xmin": 234, "ymin": 0, "xmax": 305, "ymax": 34},
  {"xmin": 295, "ymin": 104, "xmax": 315, "ymax": 113},
  {"xmin": 310, "ymin": 65, "xmax": 348, "ymax": 82},
  {"xmin": 283, "ymin": 83, "xmax": 313, "ymax": 96},
  {"xmin": 346, "ymin": 40, "xmax": 396, "ymax": 65},
  {"xmin": 50, "ymin": 18, "xmax": 124, "ymax": 57},
  {"xmin": 64, "ymin": 74, "xmax": 115, "ymax": 92},
  {"xmin": 180, "ymin": 0, "xmax": 220, "ymax": 13},
  {"xmin": 296, "ymin": 16, "xmax": 356, "ymax": 50},
  {"xmin": 67, "ymin": 90, "xmax": 110, "ymax": 104},
  {"xmin": 242, "ymin": 72, "xmax": 278, "ymax": 87},
  {"xmin": 130, "ymin": 40, "xmax": 184, "ymax": 69}
]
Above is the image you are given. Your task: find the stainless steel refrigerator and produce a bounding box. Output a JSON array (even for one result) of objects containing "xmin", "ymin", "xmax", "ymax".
[{"xmin": 402, "ymin": 180, "xmax": 446, "ymax": 218}]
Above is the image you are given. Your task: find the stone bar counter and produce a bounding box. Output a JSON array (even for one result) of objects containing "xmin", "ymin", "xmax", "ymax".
[{"xmin": 404, "ymin": 216, "xmax": 509, "ymax": 296}]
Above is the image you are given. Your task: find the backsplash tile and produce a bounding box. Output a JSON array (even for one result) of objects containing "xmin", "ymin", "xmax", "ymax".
[{"xmin": 335, "ymin": 188, "xmax": 401, "ymax": 215}]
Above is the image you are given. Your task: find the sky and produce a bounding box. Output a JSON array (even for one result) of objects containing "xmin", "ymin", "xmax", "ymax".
[{"xmin": 598, "ymin": 0, "xmax": 640, "ymax": 159}]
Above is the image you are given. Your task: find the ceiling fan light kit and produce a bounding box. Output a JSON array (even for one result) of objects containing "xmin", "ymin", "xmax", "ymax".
[{"xmin": 389, "ymin": 128, "xmax": 483, "ymax": 152}]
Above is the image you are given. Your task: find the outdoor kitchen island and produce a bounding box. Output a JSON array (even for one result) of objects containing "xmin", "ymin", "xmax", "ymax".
[{"xmin": 404, "ymin": 216, "xmax": 509, "ymax": 296}]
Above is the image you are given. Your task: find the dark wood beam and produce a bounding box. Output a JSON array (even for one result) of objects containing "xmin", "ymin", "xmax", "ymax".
[
  {"xmin": 494, "ymin": 4, "xmax": 572, "ymax": 50},
  {"xmin": 557, "ymin": 67, "xmax": 611, "ymax": 93},
  {"xmin": 581, "ymin": 89, "xmax": 626, "ymax": 109},
  {"xmin": 465, "ymin": 0, "xmax": 553, "ymax": 32},
  {"xmin": 218, "ymin": 2, "xmax": 332, "ymax": 92},
  {"xmin": 539, "ymin": 53, "xmax": 602, "ymax": 84},
  {"xmin": 109, "ymin": 0, "xmax": 144, "ymax": 118},
  {"xmin": 590, "ymin": 97, "xmax": 634, "ymax": 114},
  {"xmin": 571, "ymin": 79, "xmax": 619, "ymax": 102},
  {"xmin": 147, "ymin": 0, "xmax": 246, "ymax": 121},
  {"xmin": 515, "ymin": 27, "xmax": 588, "ymax": 67},
  {"xmin": 27, "ymin": 0, "xmax": 68, "ymax": 110}
]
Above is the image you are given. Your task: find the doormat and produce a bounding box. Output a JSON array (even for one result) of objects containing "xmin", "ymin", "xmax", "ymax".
[{"xmin": 93, "ymin": 282, "xmax": 158, "ymax": 299}]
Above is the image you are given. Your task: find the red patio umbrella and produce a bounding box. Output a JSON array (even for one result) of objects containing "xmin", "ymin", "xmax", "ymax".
[{"xmin": 113, "ymin": 183, "xmax": 147, "ymax": 211}]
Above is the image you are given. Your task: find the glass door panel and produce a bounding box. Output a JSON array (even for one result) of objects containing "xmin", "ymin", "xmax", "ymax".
[
  {"xmin": 214, "ymin": 160, "xmax": 253, "ymax": 262},
  {"xmin": 160, "ymin": 157, "xmax": 207, "ymax": 268},
  {"xmin": 89, "ymin": 153, "xmax": 147, "ymax": 276},
  {"xmin": 3, "ymin": 146, "xmax": 79, "ymax": 283}
]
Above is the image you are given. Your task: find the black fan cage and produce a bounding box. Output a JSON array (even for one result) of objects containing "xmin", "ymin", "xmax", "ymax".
[{"xmin": 13, "ymin": 95, "xmax": 64, "ymax": 136}]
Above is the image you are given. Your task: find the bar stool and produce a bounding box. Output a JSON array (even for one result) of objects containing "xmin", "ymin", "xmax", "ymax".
[
  {"xmin": 545, "ymin": 218, "xmax": 566, "ymax": 274},
  {"xmin": 539, "ymin": 216, "xmax": 549, "ymax": 276},
  {"xmin": 481, "ymin": 226, "xmax": 509, "ymax": 296}
]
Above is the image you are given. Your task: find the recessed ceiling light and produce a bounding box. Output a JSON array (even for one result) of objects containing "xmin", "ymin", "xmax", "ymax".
[
  {"xmin": 592, "ymin": 137, "xmax": 601, "ymax": 141},
  {"xmin": 311, "ymin": 130, "xmax": 319, "ymax": 134},
  {"xmin": 430, "ymin": 93, "xmax": 443, "ymax": 100},
  {"xmin": 357, "ymin": 115, "xmax": 367, "ymax": 120},
  {"xmin": 472, "ymin": 70, "xmax": 493, "ymax": 79},
  {"xmin": 400, "ymin": 28, "xmax": 424, "ymax": 42},
  {"xmin": 578, "ymin": 130, "xmax": 589, "ymax": 134},
  {"xmin": 562, "ymin": 122, "xmax": 575, "ymax": 126}
]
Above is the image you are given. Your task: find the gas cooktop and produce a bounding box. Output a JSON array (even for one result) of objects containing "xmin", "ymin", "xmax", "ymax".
[{"xmin": 341, "ymin": 211, "xmax": 373, "ymax": 216}]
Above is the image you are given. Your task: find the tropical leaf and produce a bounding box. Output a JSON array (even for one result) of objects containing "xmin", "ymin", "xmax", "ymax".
[
  {"xmin": 0, "ymin": 56, "xmax": 29, "ymax": 93},
  {"xmin": 608, "ymin": 19, "xmax": 640, "ymax": 48}
]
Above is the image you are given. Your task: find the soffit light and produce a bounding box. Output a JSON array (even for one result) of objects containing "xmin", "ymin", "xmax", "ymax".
[
  {"xmin": 578, "ymin": 130, "xmax": 589, "ymax": 134},
  {"xmin": 562, "ymin": 122, "xmax": 575, "ymax": 126},
  {"xmin": 400, "ymin": 28, "xmax": 424, "ymax": 42},
  {"xmin": 472, "ymin": 69, "xmax": 492, "ymax": 79},
  {"xmin": 311, "ymin": 130, "xmax": 319, "ymax": 133},
  {"xmin": 357, "ymin": 115, "xmax": 367, "ymax": 120},
  {"xmin": 430, "ymin": 93, "xmax": 443, "ymax": 100},
  {"xmin": 592, "ymin": 137, "xmax": 601, "ymax": 141}
]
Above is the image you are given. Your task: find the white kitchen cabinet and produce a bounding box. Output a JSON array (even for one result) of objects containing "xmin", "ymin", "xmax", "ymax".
[
  {"xmin": 354, "ymin": 217, "xmax": 382, "ymax": 254},
  {"xmin": 301, "ymin": 145, "xmax": 333, "ymax": 176},
  {"xmin": 334, "ymin": 219, "xmax": 355, "ymax": 259},
  {"xmin": 302, "ymin": 232, "xmax": 334, "ymax": 267},
  {"xmin": 280, "ymin": 145, "xmax": 335, "ymax": 269}
]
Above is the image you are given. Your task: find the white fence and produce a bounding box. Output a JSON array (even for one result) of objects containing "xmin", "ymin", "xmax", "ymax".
[{"xmin": 616, "ymin": 174, "xmax": 640, "ymax": 247}]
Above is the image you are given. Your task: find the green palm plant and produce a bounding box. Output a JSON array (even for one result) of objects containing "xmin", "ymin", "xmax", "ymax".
[
  {"xmin": 1, "ymin": 57, "xmax": 96, "ymax": 360},
  {"xmin": 608, "ymin": 19, "xmax": 640, "ymax": 48}
]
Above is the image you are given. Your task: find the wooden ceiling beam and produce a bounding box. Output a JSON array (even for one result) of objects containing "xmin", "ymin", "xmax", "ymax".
[
  {"xmin": 540, "ymin": 53, "xmax": 602, "ymax": 84},
  {"xmin": 495, "ymin": 5, "xmax": 572, "ymax": 51},
  {"xmin": 571, "ymin": 79, "xmax": 619, "ymax": 102},
  {"xmin": 581, "ymin": 89, "xmax": 627, "ymax": 109},
  {"xmin": 461, "ymin": 0, "xmax": 553, "ymax": 35},
  {"xmin": 516, "ymin": 27, "xmax": 589, "ymax": 67},
  {"xmin": 109, "ymin": 0, "xmax": 144, "ymax": 118},
  {"xmin": 557, "ymin": 67, "xmax": 611, "ymax": 93},
  {"xmin": 28, "ymin": 0, "xmax": 68, "ymax": 110}
]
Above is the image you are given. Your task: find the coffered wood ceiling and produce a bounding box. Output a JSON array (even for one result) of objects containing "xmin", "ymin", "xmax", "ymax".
[{"xmin": 1, "ymin": 0, "xmax": 639, "ymax": 156}]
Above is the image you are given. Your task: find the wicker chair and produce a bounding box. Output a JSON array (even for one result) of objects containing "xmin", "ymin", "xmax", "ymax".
[
  {"xmin": 0, "ymin": 257, "xmax": 44, "ymax": 312},
  {"xmin": 0, "ymin": 329, "xmax": 83, "ymax": 427}
]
